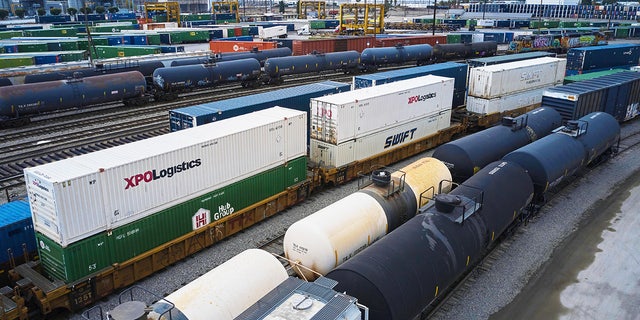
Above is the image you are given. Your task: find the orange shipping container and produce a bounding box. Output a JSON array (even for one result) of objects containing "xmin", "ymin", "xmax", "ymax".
[{"xmin": 209, "ymin": 40, "xmax": 278, "ymax": 53}]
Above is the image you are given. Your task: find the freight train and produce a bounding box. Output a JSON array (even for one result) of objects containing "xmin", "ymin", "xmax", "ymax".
[
  {"xmin": 1, "ymin": 50, "xmax": 636, "ymax": 319},
  {"xmin": 507, "ymin": 31, "xmax": 607, "ymax": 53},
  {"xmin": 0, "ymin": 42, "xmax": 498, "ymax": 128},
  {"xmin": 86, "ymin": 111, "xmax": 620, "ymax": 320}
]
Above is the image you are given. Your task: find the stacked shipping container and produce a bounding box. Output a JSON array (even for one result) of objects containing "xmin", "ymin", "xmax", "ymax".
[
  {"xmin": 466, "ymin": 57, "xmax": 567, "ymax": 115},
  {"xmin": 25, "ymin": 107, "xmax": 307, "ymax": 282},
  {"xmin": 565, "ymin": 43, "xmax": 640, "ymax": 76},
  {"xmin": 310, "ymin": 75, "xmax": 454, "ymax": 168}
]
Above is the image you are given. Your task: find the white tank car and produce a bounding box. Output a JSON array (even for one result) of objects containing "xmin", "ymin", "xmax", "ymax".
[
  {"xmin": 284, "ymin": 157, "xmax": 451, "ymax": 280},
  {"xmin": 147, "ymin": 249, "xmax": 288, "ymax": 320}
]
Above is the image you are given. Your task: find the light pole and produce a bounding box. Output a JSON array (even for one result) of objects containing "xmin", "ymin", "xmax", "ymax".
[{"xmin": 432, "ymin": 0, "xmax": 436, "ymax": 35}]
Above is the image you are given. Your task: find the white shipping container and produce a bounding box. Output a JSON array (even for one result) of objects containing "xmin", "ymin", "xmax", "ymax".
[
  {"xmin": 310, "ymin": 110, "xmax": 451, "ymax": 168},
  {"xmin": 468, "ymin": 57, "xmax": 566, "ymax": 99},
  {"xmin": 24, "ymin": 107, "xmax": 306, "ymax": 247},
  {"xmin": 310, "ymin": 75, "xmax": 454, "ymax": 145},
  {"xmin": 471, "ymin": 33, "xmax": 485, "ymax": 43},
  {"xmin": 466, "ymin": 87, "xmax": 549, "ymax": 115}
]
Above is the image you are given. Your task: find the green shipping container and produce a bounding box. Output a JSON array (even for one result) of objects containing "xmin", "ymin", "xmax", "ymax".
[
  {"xmin": 0, "ymin": 56, "xmax": 33, "ymax": 68},
  {"xmin": 16, "ymin": 42, "xmax": 49, "ymax": 52},
  {"xmin": 56, "ymin": 50, "xmax": 88, "ymax": 62},
  {"xmin": 310, "ymin": 20, "xmax": 326, "ymax": 29},
  {"xmin": 24, "ymin": 28, "xmax": 78, "ymax": 37},
  {"xmin": 36, "ymin": 232, "xmax": 112, "ymax": 283},
  {"xmin": 146, "ymin": 34, "xmax": 162, "ymax": 45},
  {"xmin": 563, "ymin": 69, "xmax": 629, "ymax": 84},
  {"xmin": 172, "ymin": 30, "xmax": 209, "ymax": 43},
  {"xmin": 447, "ymin": 34, "xmax": 462, "ymax": 44},
  {"xmin": 226, "ymin": 28, "xmax": 236, "ymax": 37},
  {"xmin": 90, "ymin": 25, "xmax": 138, "ymax": 33},
  {"xmin": 94, "ymin": 45, "xmax": 161, "ymax": 59},
  {"xmin": 615, "ymin": 27, "xmax": 630, "ymax": 38},
  {"xmin": 467, "ymin": 19, "xmax": 477, "ymax": 27},
  {"xmin": 36, "ymin": 157, "xmax": 307, "ymax": 283},
  {"xmin": 241, "ymin": 27, "xmax": 250, "ymax": 36},
  {"xmin": 46, "ymin": 40, "xmax": 80, "ymax": 51},
  {"xmin": 0, "ymin": 30, "xmax": 23, "ymax": 39}
]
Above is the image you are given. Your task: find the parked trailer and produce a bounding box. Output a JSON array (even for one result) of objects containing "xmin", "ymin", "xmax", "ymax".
[{"xmin": 25, "ymin": 107, "xmax": 306, "ymax": 282}]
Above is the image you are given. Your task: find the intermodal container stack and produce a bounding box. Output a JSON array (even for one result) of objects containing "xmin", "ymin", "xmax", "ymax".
[
  {"xmin": 169, "ymin": 80, "xmax": 350, "ymax": 131},
  {"xmin": 310, "ymin": 75, "xmax": 453, "ymax": 168},
  {"xmin": 466, "ymin": 57, "xmax": 567, "ymax": 115},
  {"xmin": 467, "ymin": 51, "xmax": 556, "ymax": 68},
  {"xmin": 541, "ymin": 71, "xmax": 640, "ymax": 122},
  {"xmin": 565, "ymin": 43, "xmax": 640, "ymax": 76},
  {"xmin": 352, "ymin": 62, "xmax": 468, "ymax": 108},
  {"xmin": 25, "ymin": 107, "xmax": 307, "ymax": 282}
]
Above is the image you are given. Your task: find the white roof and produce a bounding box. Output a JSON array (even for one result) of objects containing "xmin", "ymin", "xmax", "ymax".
[{"xmin": 24, "ymin": 106, "xmax": 304, "ymax": 182}]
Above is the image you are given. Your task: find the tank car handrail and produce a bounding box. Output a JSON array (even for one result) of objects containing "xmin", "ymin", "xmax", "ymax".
[
  {"xmin": 554, "ymin": 119, "xmax": 588, "ymax": 137},
  {"xmin": 115, "ymin": 285, "xmax": 177, "ymax": 320},
  {"xmin": 418, "ymin": 185, "xmax": 436, "ymax": 208}
]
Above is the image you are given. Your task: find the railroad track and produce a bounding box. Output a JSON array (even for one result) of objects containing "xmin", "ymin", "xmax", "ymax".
[{"xmin": 257, "ymin": 234, "xmax": 299, "ymax": 277}]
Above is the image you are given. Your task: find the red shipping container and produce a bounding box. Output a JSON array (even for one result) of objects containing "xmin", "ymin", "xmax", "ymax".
[
  {"xmin": 234, "ymin": 27, "xmax": 243, "ymax": 36},
  {"xmin": 292, "ymin": 39, "xmax": 335, "ymax": 55},
  {"xmin": 375, "ymin": 35, "xmax": 447, "ymax": 47},
  {"xmin": 210, "ymin": 40, "xmax": 277, "ymax": 53}
]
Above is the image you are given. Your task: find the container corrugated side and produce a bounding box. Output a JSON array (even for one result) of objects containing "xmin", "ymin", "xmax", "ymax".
[
  {"xmin": 466, "ymin": 87, "xmax": 548, "ymax": 115},
  {"xmin": 310, "ymin": 110, "xmax": 451, "ymax": 168},
  {"xmin": 351, "ymin": 62, "xmax": 467, "ymax": 107},
  {"xmin": 0, "ymin": 200, "xmax": 35, "ymax": 265},
  {"xmin": 169, "ymin": 81, "xmax": 350, "ymax": 132},
  {"xmin": 468, "ymin": 57, "xmax": 566, "ymax": 99},
  {"xmin": 25, "ymin": 107, "xmax": 306, "ymax": 247},
  {"xmin": 542, "ymin": 86, "xmax": 605, "ymax": 121},
  {"xmin": 36, "ymin": 157, "xmax": 306, "ymax": 283},
  {"xmin": 311, "ymin": 75, "xmax": 454, "ymax": 145},
  {"xmin": 566, "ymin": 43, "xmax": 640, "ymax": 75},
  {"xmin": 467, "ymin": 51, "xmax": 555, "ymax": 68}
]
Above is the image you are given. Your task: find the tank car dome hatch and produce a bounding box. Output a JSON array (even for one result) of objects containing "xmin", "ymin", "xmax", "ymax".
[
  {"xmin": 371, "ymin": 169, "xmax": 392, "ymax": 186},
  {"xmin": 434, "ymin": 194, "xmax": 462, "ymax": 213},
  {"xmin": 108, "ymin": 301, "xmax": 148, "ymax": 320}
]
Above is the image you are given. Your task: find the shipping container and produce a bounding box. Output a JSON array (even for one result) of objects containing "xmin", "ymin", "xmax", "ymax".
[
  {"xmin": 466, "ymin": 87, "xmax": 548, "ymax": 115},
  {"xmin": 563, "ymin": 68, "xmax": 629, "ymax": 84},
  {"xmin": 36, "ymin": 156, "xmax": 306, "ymax": 282},
  {"xmin": 310, "ymin": 111, "xmax": 451, "ymax": 168},
  {"xmin": 311, "ymin": 75, "xmax": 454, "ymax": 145},
  {"xmin": 352, "ymin": 62, "xmax": 468, "ymax": 107},
  {"xmin": 94, "ymin": 45, "xmax": 161, "ymax": 58},
  {"xmin": 565, "ymin": 43, "xmax": 640, "ymax": 76},
  {"xmin": 24, "ymin": 107, "xmax": 307, "ymax": 247},
  {"xmin": 467, "ymin": 51, "xmax": 556, "ymax": 68},
  {"xmin": 0, "ymin": 200, "xmax": 36, "ymax": 267},
  {"xmin": 292, "ymin": 37, "xmax": 374, "ymax": 55},
  {"xmin": 209, "ymin": 40, "xmax": 277, "ymax": 53},
  {"xmin": 23, "ymin": 28, "xmax": 78, "ymax": 37},
  {"xmin": 169, "ymin": 80, "xmax": 350, "ymax": 131},
  {"xmin": 0, "ymin": 30, "xmax": 23, "ymax": 40},
  {"xmin": 468, "ymin": 57, "xmax": 566, "ymax": 99},
  {"xmin": 375, "ymin": 35, "xmax": 446, "ymax": 47},
  {"xmin": 542, "ymin": 71, "xmax": 640, "ymax": 122},
  {"xmin": 0, "ymin": 56, "xmax": 33, "ymax": 68}
]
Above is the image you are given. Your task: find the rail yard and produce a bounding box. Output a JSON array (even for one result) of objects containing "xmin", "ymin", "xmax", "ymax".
[{"xmin": 1, "ymin": 3, "xmax": 640, "ymax": 319}]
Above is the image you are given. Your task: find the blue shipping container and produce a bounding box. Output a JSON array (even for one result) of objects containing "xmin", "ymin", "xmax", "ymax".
[
  {"xmin": 0, "ymin": 200, "xmax": 36, "ymax": 266},
  {"xmin": 352, "ymin": 62, "xmax": 468, "ymax": 107},
  {"xmin": 566, "ymin": 43, "xmax": 640, "ymax": 76},
  {"xmin": 169, "ymin": 80, "xmax": 351, "ymax": 132},
  {"xmin": 541, "ymin": 71, "xmax": 640, "ymax": 122},
  {"xmin": 160, "ymin": 46, "xmax": 185, "ymax": 53}
]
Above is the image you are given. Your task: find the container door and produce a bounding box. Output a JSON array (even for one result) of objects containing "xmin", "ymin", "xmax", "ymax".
[
  {"xmin": 613, "ymin": 82, "xmax": 631, "ymax": 121},
  {"xmin": 603, "ymin": 85, "xmax": 619, "ymax": 118}
]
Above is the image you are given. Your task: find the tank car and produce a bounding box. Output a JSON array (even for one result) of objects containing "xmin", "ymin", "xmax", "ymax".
[
  {"xmin": 503, "ymin": 112, "xmax": 620, "ymax": 198},
  {"xmin": 0, "ymin": 77, "xmax": 12, "ymax": 87},
  {"xmin": 152, "ymin": 58, "xmax": 262, "ymax": 99},
  {"xmin": 433, "ymin": 107, "xmax": 562, "ymax": 182},
  {"xmin": 284, "ymin": 157, "xmax": 452, "ymax": 280},
  {"xmin": 360, "ymin": 44, "xmax": 433, "ymax": 71},
  {"xmin": 326, "ymin": 160, "xmax": 534, "ymax": 320},
  {"xmin": 216, "ymin": 47, "xmax": 292, "ymax": 66},
  {"xmin": 103, "ymin": 249, "xmax": 288, "ymax": 320},
  {"xmin": 23, "ymin": 60, "xmax": 164, "ymax": 84},
  {"xmin": 432, "ymin": 41, "xmax": 498, "ymax": 62},
  {"xmin": 263, "ymin": 51, "xmax": 361, "ymax": 83},
  {"xmin": 169, "ymin": 56, "xmax": 212, "ymax": 66},
  {"xmin": 0, "ymin": 71, "xmax": 147, "ymax": 127}
]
